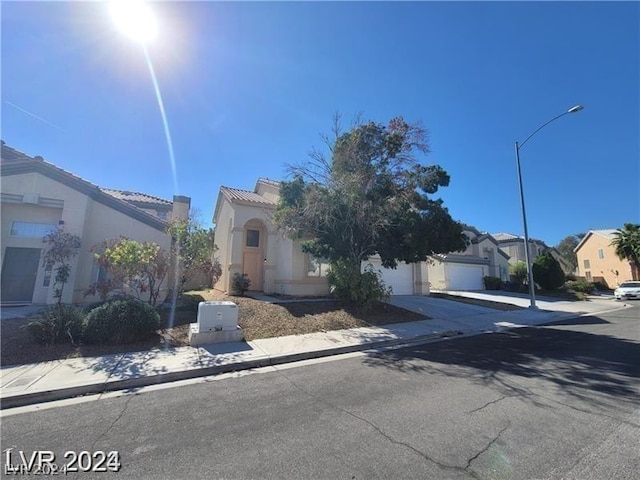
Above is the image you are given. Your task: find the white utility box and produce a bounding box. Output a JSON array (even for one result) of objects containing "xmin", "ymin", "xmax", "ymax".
[
  {"xmin": 189, "ymin": 301, "xmax": 243, "ymax": 346},
  {"xmin": 197, "ymin": 301, "xmax": 238, "ymax": 331}
]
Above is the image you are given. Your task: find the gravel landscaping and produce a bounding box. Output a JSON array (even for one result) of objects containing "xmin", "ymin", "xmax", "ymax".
[{"xmin": 1, "ymin": 290, "xmax": 427, "ymax": 367}]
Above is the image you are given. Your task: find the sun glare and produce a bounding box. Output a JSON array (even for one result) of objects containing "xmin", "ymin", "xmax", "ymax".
[{"xmin": 110, "ymin": 0, "xmax": 158, "ymax": 44}]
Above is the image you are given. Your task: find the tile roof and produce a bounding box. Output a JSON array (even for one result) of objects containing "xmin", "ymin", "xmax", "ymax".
[
  {"xmin": 1, "ymin": 142, "xmax": 169, "ymax": 231},
  {"xmin": 492, "ymin": 233, "xmax": 519, "ymax": 241},
  {"xmin": 574, "ymin": 229, "xmax": 618, "ymax": 253},
  {"xmin": 590, "ymin": 229, "xmax": 617, "ymax": 239},
  {"xmin": 256, "ymin": 177, "xmax": 281, "ymax": 187},
  {"xmin": 102, "ymin": 189, "xmax": 171, "ymax": 206},
  {"xmin": 220, "ymin": 186, "xmax": 277, "ymax": 206},
  {"xmin": 491, "ymin": 232, "xmax": 547, "ymax": 245}
]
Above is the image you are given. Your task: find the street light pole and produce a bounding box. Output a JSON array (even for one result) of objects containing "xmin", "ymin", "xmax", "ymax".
[{"xmin": 515, "ymin": 104, "xmax": 584, "ymax": 309}]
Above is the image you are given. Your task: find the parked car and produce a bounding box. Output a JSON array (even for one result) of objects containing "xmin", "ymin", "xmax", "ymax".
[{"xmin": 614, "ymin": 281, "xmax": 640, "ymax": 300}]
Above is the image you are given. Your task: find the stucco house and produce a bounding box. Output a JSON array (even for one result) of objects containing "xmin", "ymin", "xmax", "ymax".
[
  {"xmin": 574, "ymin": 229, "xmax": 638, "ymax": 287},
  {"xmin": 212, "ymin": 178, "xmax": 431, "ymax": 296},
  {"xmin": 1, "ymin": 142, "xmax": 190, "ymax": 305},
  {"xmin": 428, "ymin": 226, "xmax": 511, "ymax": 290},
  {"xmin": 492, "ymin": 232, "xmax": 573, "ymax": 274}
]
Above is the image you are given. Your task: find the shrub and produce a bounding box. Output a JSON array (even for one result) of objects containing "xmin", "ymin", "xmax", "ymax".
[
  {"xmin": 83, "ymin": 298, "xmax": 160, "ymax": 345},
  {"xmin": 509, "ymin": 261, "xmax": 528, "ymax": 285},
  {"xmin": 565, "ymin": 279, "xmax": 595, "ymax": 294},
  {"xmin": 327, "ymin": 261, "xmax": 391, "ymax": 308},
  {"xmin": 232, "ymin": 273, "xmax": 251, "ymax": 296},
  {"xmin": 532, "ymin": 252, "xmax": 565, "ymax": 290},
  {"xmin": 483, "ymin": 276, "xmax": 502, "ymax": 290},
  {"xmin": 25, "ymin": 304, "xmax": 84, "ymax": 345}
]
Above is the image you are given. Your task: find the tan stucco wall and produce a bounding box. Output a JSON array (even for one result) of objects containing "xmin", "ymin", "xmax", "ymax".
[
  {"xmin": 576, "ymin": 234, "xmax": 635, "ymax": 287},
  {"xmin": 427, "ymin": 258, "xmax": 447, "ymax": 290},
  {"xmin": 1, "ymin": 203, "xmax": 63, "ymax": 303},
  {"xmin": 499, "ymin": 240, "xmax": 545, "ymax": 265},
  {"xmin": 475, "ymin": 237, "xmax": 510, "ymax": 280},
  {"xmin": 214, "ymin": 200, "xmax": 330, "ymax": 296},
  {"xmin": 81, "ymin": 201, "xmax": 171, "ymax": 303},
  {"xmin": 1, "ymin": 172, "xmax": 172, "ymax": 304}
]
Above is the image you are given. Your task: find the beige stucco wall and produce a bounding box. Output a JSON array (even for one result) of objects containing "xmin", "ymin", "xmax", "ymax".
[
  {"xmin": 576, "ymin": 234, "xmax": 635, "ymax": 287},
  {"xmin": 499, "ymin": 239, "xmax": 546, "ymax": 265},
  {"xmin": 1, "ymin": 172, "xmax": 172, "ymax": 305},
  {"xmin": 1, "ymin": 203, "xmax": 63, "ymax": 303},
  {"xmin": 81, "ymin": 201, "xmax": 171, "ymax": 303},
  {"xmin": 475, "ymin": 237, "xmax": 510, "ymax": 280},
  {"xmin": 214, "ymin": 199, "xmax": 330, "ymax": 296},
  {"xmin": 427, "ymin": 258, "xmax": 447, "ymax": 290}
]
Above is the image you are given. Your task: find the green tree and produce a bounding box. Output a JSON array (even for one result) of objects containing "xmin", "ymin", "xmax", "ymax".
[
  {"xmin": 610, "ymin": 223, "xmax": 640, "ymax": 277},
  {"xmin": 167, "ymin": 218, "xmax": 221, "ymax": 293},
  {"xmin": 555, "ymin": 233, "xmax": 585, "ymax": 272},
  {"xmin": 88, "ymin": 238, "xmax": 169, "ymax": 306},
  {"xmin": 274, "ymin": 115, "xmax": 468, "ymax": 306},
  {"xmin": 532, "ymin": 252, "xmax": 565, "ymax": 290},
  {"xmin": 509, "ymin": 261, "xmax": 528, "ymax": 285},
  {"xmin": 42, "ymin": 227, "xmax": 81, "ymax": 304}
]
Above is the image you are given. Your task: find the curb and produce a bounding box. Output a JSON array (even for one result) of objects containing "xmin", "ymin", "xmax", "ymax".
[
  {"xmin": 5, "ymin": 303, "xmax": 627, "ymax": 410},
  {"xmin": 1, "ymin": 330, "xmax": 465, "ymax": 409}
]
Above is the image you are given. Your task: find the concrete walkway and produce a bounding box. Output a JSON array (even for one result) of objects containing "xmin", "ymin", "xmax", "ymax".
[{"xmin": 0, "ymin": 295, "xmax": 626, "ymax": 409}]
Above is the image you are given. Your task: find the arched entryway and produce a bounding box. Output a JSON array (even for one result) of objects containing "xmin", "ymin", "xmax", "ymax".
[{"xmin": 242, "ymin": 219, "xmax": 266, "ymax": 291}]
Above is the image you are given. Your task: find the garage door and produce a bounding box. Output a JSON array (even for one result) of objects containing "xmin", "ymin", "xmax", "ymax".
[
  {"xmin": 365, "ymin": 259, "xmax": 415, "ymax": 295},
  {"xmin": 447, "ymin": 264, "xmax": 484, "ymax": 290}
]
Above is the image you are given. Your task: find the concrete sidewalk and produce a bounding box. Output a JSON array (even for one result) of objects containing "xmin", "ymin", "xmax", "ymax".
[{"xmin": 0, "ymin": 297, "xmax": 626, "ymax": 409}]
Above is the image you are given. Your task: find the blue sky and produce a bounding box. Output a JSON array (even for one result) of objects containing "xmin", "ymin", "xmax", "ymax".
[{"xmin": 2, "ymin": 1, "xmax": 638, "ymax": 246}]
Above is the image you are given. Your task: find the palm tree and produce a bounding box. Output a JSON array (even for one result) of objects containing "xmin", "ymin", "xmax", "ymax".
[{"xmin": 610, "ymin": 223, "xmax": 640, "ymax": 280}]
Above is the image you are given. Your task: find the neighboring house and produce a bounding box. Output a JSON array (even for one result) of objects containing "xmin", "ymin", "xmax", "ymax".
[
  {"xmin": 0, "ymin": 142, "xmax": 190, "ymax": 305},
  {"xmin": 212, "ymin": 179, "xmax": 431, "ymax": 296},
  {"xmin": 428, "ymin": 226, "xmax": 511, "ymax": 290},
  {"xmin": 574, "ymin": 229, "xmax": 638, "ymax": 287},
  {"xmin": 492, "ymin": 232, "xmax": 574, "ymax": 274}
]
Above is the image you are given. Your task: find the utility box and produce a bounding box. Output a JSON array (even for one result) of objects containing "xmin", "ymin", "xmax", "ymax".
[
  {"xmin": 197, "ymin": 301, "xmax": 238, "ymax": 331},
  {"xmin": 189, "ymin": 301, "xmax": 243, "ymax": 346}
]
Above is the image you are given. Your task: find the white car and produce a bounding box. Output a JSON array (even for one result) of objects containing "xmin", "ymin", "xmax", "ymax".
[{"xmin": 614, "ymin": 281, "xmax": 640, "ymax": 300}]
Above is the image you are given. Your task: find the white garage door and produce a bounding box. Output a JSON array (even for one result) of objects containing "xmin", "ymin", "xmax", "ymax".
[
  {"xmin": 366, "ymin": 260, "xmax": 415, "ymax": 295},
  {"xmin": 447, "ymin": 264, "xmax": 484, "ymax": 290}
]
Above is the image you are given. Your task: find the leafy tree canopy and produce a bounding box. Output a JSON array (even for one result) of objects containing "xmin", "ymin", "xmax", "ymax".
[
  {"xmin": 532, "ymin": 252, "xmax": 565, "ymax": 291},
  {"xmin": 42, "ymin": 227, "xmax": 81, "ymax": 303},
  {"xmin": 167, "ymin": 216, "xmax": 221, "ymax": 292},
  {"xmin": 274, "ymin": 115, "xmax": 468, "ymax": 270},
  {"xmin": 555, "ymin": 233, "xmax": 585, "ymax": 272},
  {"xmin": 611, "ymin": 223, "xmax": 640, "ymax": 266}
]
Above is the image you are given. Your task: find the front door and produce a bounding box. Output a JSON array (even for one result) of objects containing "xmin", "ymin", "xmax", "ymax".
[
  {"xmin": 242, "ymin": 227, "xmax": 264, "ymax": 291},
  {"xmin": 243, "ymin": 250, "xmax": 263, "ymax": 291},
  {"xmin": 1, "ymin": 247, "xmax": 41, "ymax": 303}
]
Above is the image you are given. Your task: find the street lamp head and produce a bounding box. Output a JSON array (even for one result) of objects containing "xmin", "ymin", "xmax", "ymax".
[
  {"xmin": 110, "ymin": 0, "xmax": 157, "ymax": 45},
  {"xmin": 567, "ymin": 105, "xmax": 584, "ymax": 113}
]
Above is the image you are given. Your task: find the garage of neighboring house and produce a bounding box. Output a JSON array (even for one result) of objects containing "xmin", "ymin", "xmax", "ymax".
[
  {"xmin": 366, "ymin": 258, "xmax": 416, "ymax": 295},
  {"xmin": 428, "ymin": 254, "xmax": 489, "ymax": 291},
  {"xmin": 447, "ymin": 264, "xmax": 484, "ymax": 290}
]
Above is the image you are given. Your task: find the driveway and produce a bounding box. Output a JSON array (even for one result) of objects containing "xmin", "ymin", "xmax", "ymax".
[
  {"xmin": 389, "ymin": 295, "xmax": 497, "ymax": 319},
  {"xmin": 431, "ymin": 290, "xmax": 619, "ymax": 315}
]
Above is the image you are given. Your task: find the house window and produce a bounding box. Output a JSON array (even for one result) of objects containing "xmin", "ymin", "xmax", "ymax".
[
  {"xmin": 583, "ymin": 259, "xmax": 591, "ymax": 269},
  {"xmin": 156, "ymin": 211, "xmax": 168, "ymax": 220},
  {"xmin": 10, "ymin": 221, "xmax": 57, "ymax": 238},
  {"xmin": 246, "ymin": 229, "xmax": 260, "ymax": 248},
  {"xmin": 307, "ymin": 256, "xmax": 330, "ymax": 277},
  {"xmin": 43, "ymin": 262, "xmax": 53, "ymax": 287},
  {"xmin": 585, "ymin": 271, "xmax": 592, "ymax": 281},
  {"xmin": 598, "ymin": 249, "xmax": 604, "ymax": 259}
]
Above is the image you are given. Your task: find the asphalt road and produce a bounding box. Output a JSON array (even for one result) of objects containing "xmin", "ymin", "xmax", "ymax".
[{"xmin": 2, "ymin": 305, "xmax": 639, "ymax": 480}]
